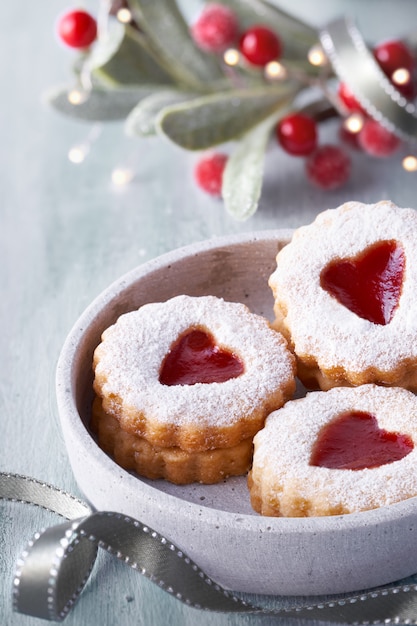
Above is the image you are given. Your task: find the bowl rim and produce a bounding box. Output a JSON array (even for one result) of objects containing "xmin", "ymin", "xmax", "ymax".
[{"xmin": 56, "ymin": 228, "xmax": 417, "ymax": 535}]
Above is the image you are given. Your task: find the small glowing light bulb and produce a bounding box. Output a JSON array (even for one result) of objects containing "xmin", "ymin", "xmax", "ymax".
[
  {"xmin": 308, "ymin": 44, "xmax": 327, "ymax": 67},
  {"xmin": 264, "ymin": 61, "xmax": 287, "ymax": 80},
  {"xmin": 392, "ymin": 68, "xmax": 411, "ymax": 86},
  {"xmin": 223, "ymin": 48, "xmax": 240, "ymax": 66},
  {"xmin": 68, "ymin": 144, "xmax": 89, "ymax": 164},
  {"xmin": 67, "ymin": 89, "xmax": 88, "ymax": 105},
  {"xmin": 343, "ymin": 113, "xmax": 364, "ymax": 134},
  {"xmin": 111, "ymin": 167, "xmax": 134, "ymax": 186},
  {"xmin": 402, "ymin": 155, "xmax": 417, "ymax": 172},
  {"xmin": 117, "ymin": 8, "xmax": 132, "ymax": 23}
]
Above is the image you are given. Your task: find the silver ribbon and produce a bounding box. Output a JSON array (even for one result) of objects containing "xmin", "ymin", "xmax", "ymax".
[
  {"xmin": 3, "ymin": 473, "xmax": 417, "ymax": 623},
  {"xmin": 320, "ymin": 17, "xmax": 417, "ymax": 141}
]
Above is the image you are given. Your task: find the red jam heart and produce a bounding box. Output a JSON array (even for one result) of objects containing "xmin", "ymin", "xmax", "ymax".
[
  {"xmin": 159, "ymin": 328, "xmax": 244, "ymax": 386},
  {"xmin": 320, "ymin": 240, "xmax": 405, "ymax": 325},
  {"xmin": 310, "ymin": 411, "xmax": 413, "ymax": 470}
]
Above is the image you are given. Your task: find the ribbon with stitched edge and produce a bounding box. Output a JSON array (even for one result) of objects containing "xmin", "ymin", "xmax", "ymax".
[
  {"xmin": 2, "ymin": 472, "xmax": 417, "ymax": 624},
  {"xmin": 319, "ymin": 16, "xmax": 417, "ymax": 141}
]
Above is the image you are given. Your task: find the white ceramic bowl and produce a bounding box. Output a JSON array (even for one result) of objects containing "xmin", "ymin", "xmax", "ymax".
[{"xmin": 56, "ymin": 230, "xmax": 417, "ymax": 597}]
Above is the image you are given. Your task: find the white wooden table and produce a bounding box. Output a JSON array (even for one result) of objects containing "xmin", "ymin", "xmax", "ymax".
[{"xmin": 2, "ymin": 1, "xmax": 417, "ymax": 624}]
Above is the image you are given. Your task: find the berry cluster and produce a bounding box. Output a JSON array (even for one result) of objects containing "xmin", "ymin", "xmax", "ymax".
[
  {"xmin": 337, "ymin": 39, "xmax": 415, "ymax": 157},
  {"xmin": 275, "ymin": 114, "xmax": 350, "ymax": 190},
  {"xmin": 191, "ymin": 4, "xmax": 282, "ymax": 67},
  {"xmin": 189, "ymin": 4, "xmax": 416, "ymax": 196},
  {"xmin": 54, "ymin": 4, "xmax": 417, "ymax": 210}
]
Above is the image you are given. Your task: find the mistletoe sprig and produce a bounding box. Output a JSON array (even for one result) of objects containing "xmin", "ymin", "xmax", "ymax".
[{"xmin": 48, "ymin": 1, "xmax": 417, "ymax": 220}]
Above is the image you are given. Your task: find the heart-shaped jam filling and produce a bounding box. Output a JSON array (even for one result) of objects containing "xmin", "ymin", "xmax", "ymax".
[
  {"xmin": 310, "ymin": 411, "xmax": 413, "ymax": 470},
  {"xmin": 320, "ymin": 240, "xmax": 405, "ymax": 325},
  {"xmin": 159, "ymin": 328, "xmax": 244, "ymax": 386}
]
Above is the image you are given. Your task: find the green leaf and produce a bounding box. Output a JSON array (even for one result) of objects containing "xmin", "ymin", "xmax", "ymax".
[
  {"xmin": 222, "ymin": 109, "xmax": 287, "ymax": 221},
  {"xmin": 88, "ymin": 22, "xmax": 175, "ymax": 87},
  {"xmin": 125, "ymin": 90, "xmax": 197, "ymax": 137},
  {"xmin": 128, "ymin": 0, "xmax": 226, "ymax": 89},
  {"xmin": 43, "ymin": 84, "xmax": 157, "ymax": 121},
  {"xmin": 215, "ymin": 0, "xmax": 318, "ymax": 63},
  {"xmin": 156, "ymin": 84, "xmax": 298, "ymax": 150}
]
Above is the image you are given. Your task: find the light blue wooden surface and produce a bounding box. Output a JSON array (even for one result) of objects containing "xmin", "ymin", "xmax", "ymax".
[{"xmin": 2, "ymin": 1, "xmax": 417, "ymax": 625}]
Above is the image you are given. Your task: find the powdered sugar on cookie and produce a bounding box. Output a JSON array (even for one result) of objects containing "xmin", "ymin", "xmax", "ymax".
[
  {"xmin": 93, "ymin": 295, "xmax": 295, "ymax": 452},
  {"xmin": 269, "ymin": 201, "xmax": 417, "ymax": 388},
  {"xmin": 249, "ymin": 385, "xmax": 417, "ymax": 516}
]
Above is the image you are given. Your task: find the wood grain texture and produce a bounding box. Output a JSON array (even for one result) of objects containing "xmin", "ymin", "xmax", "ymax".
[{"xmin": 2, "ymin": 1, "xmax": 417, "ymax": 624}]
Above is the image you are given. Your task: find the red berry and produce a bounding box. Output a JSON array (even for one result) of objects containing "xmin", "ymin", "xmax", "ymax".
[
  {"xmin": 239, "ymin": 25, "xmax": 282, "ymax": 66},
  {"xmin": 194, "ymin": 152, "xmax": 228, "ymax": 196},
  {"xmin": 337, "ymin": 82, "xmax": 365, "ymax": 114},
  {"xmin": 277, "ymin": 114, "xmax": 317, "ymax": 156},
  {"xmin": 191, "ymin": 4, "xmax": 238, "ymax": 53},
  {"xmin": 358, "ymin": 118, "xmax": 401, "ymax": 157},
  {"xmin": 392, "ymin": 78, "xmax": 415, "ymax": 100},
  {"xmin": 374, "ymin": 40, "xmax": 415, "ymax": 75},
  {"xmin": 305, "ymin": 145, "xmax": 351, "ymax": 190},
  {"xmin": 374, "ymin": 40, "xmax": 415, "ymax": 100},
  {"xmin": 339, "ymin": 123, "xmax": 361, "ymax": 150},
  {"xmin": 57, "ymin": 10, "xmax": 97, "ymax": 49}
]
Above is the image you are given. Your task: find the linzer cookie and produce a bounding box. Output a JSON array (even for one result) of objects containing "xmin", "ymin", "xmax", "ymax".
[
  {"xmin": 92, "ymin": 295, "xmax": 295, "ymax": 483},
  {"xmin": 248, "ymin": 385, "xmax": 417, "ymax": 517},
  {"xmin": 91, "ymin": 396, "xmax": 254, "ymax": 484},
  {"xmin": 269, "ymin": 200, "xmax": 417, "ymax": 390}
]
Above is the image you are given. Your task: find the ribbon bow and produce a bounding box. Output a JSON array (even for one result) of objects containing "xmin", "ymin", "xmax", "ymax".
[{"xmin": 2, "ymin": 472, "xmax": 417, "ymax": 624}]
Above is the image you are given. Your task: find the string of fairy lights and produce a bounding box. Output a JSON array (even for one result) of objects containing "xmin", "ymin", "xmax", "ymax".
[
  {"xmin": 65, "ymin": 3, "xmax": 417, "ymax": 186},
  {"xmin": 65, "ymin": 3, "xmax": 136, "ymax": 187}
]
